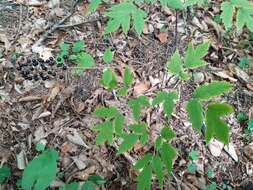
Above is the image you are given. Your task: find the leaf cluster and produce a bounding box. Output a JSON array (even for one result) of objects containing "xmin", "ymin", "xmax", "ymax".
[{"xmin": 167, "ymin": 41, "xmax": 210, "ymax": 80}]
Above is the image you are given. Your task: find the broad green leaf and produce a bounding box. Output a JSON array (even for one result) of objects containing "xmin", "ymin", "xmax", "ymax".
[
  {"xmin": 117, "ymin": 134, "xmax": 139, "ymax": 154},
  {"xmin": 167, "ymin": 50, "xmax": 182, "ymax": 76},
  {"xmin": 159, "ymin": 0, "xmax": 184, "ymax": 9},
  {"xmin": 186, "ymin": 99, "xmax": 203, "ymax": 131},
  {"xmin": 114, "ymin": 115, "xmax": 125, "ymax": 135},
  {"xmin": 128, "ymin": 96, "xmax": 150, "ymax": 120},
  {"xmin": 161, "ymin": 127, "xmax": 176, "ymax": 141},
  {"xmin": 184, "ymin": 0, "xmax": 205, "ymax": 7},
  {"xmin": 187, "ymin": 163, "xmax": 198, "ymax": 173},
  {"xmin": 152, "ymin": 91, "xmax": 178, "ymax": 119},
  {"xmin": 81, "ymin": 181, "xmax": 96, "ymax": 190},
  {"xmin": 155, "ymin": 137, "xmax": 163, "ymax": 150},
  {"xmin": 134, "ymin": 153, "xmax": 152, "ymax": 170},
  {"xmin": 128, "ymin": 123, "xmax": 148, "ymax": 134},
  {"xmin": 72, "ymin": 52, "xmax": 95, "ymax": 75},
  {"xmin": 193, "ymin": 81, "xmax": 233, "ymax": 100},
  {"xmin": 0, "ymin": 166, "xmax": 11, "ymax": 184},
  {"xmin": 160, "ymin": 143, "xmax": 177, "ymax": 173},
  {"xmin": 103, "ymin": 48, "xmax": 113, "ymax": 64},
  {"xmin": 184, "ymin": 42, "xmax": 210, "ymax": 69},
  {"xmin": 36, "ymin": 143, "xmax": 45, "ymax": 152},
  {"xmin": 88, "ymin": 0, "xmax": 102, "ymax": 13},
  {"xmin": 21, "ymin": 149, "xmax": 58, "ymax": 190},
  {"xmin": 132, "ymin": 9, "xmax": 146, "ymax": 35},
  {"xmin": 189, "ymin": 150, "xmax": 199, "ymax": 160},
  {"xmin": 104, "ymin": 19, "xmax": 121, "ymax": 34},
  {"xmin": 123, "ymin": 66, "xmax": 134, "ymax": 87},
  {"xmin": 93, "ymin": 106, "xmax": 119, "ymax": 119},
  {"xmin": 94, "ymin": 121, "xmax": 114, "ymax": 145},
  {"xmin": 136, "ymin": 165, "xmax": 152, "ymax": 190},
  {"xmin": 60, "ymin": 182, "xmax": 79, "ymax": 190},
  {"xmin": 206, "ymin": 103, "xmax": 234, "ymax": 144},
  {"xmin": 101, "ymin": 68, "xmax": 118, "ymax": 90},
  {"xmin": 102, "ymin": 68, "xmax": 113, "ymax": 86},
  {"xmin": 236, "ymin": 8, "xmax": 253, "ymax": 32},
  {"xmin": 139, "ymin": 132, "xmax": 149, "ymax": 145},
  {"xmin": 72, "ymin": 41, "xmax": 86, "ymax": 53},
  {"xmin": 117, "ymin": 87, "xmax": 128, "ymax": 96},
  {"xmin": 152, "ymin": 156, "xmax": 164, "ymax": 188},
  {"xmin": 88, "ymin": 175, "xmax": 106, "ymax": 185},
  {"xmin": 60, "ymin": 42, "xmax": 70, "ymax": 53},
  {"xmin": 104, "ymin": 2, "xmax": 147, "ymax": 35},
  {"xmin": 220, "ymin": 2, "xmax": 234, "ymax": 30}
]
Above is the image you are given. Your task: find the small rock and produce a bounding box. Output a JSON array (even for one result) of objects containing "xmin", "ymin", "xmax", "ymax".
[{"xmin": 193, "ymin": 72, "xmax": 205, "ymax": 83}]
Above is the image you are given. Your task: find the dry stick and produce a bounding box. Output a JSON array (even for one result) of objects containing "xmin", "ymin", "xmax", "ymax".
[
  {"xmin": 33, "ymin": 0, "xmax": 79, "ymax": 47},
  {"xmin": 174, "ymin": 10, "xmax": 178, "ymax": 52}
]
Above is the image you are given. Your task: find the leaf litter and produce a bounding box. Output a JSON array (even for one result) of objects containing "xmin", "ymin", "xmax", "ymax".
[{"xmin": 0, "ymin": 1, "xmax": 253, "ymax": 189}]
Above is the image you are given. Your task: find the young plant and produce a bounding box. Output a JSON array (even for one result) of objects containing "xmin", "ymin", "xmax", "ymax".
[
  {"xmin": 21, "ymin": 149, "xmax": 58, "ymax": 190},
  {"xmin": 104, "ymin": 2, "xmax": 147, "ymax": 35},
  {"xmin": 167, "ymin": 41, "xmax": 210, "ymax": 80},
  {"xmin": 220, "ymin": 0, "xmax": 253, "ymax": 32}
]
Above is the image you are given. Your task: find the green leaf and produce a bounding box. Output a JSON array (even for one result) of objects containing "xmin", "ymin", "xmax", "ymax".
[
  {"xmin": 0, "ymin": 166, "xmax": 11, "ymax": 184},
  {"xmin": 152, "ymin": 156, "xmax": 164, "ymax": 188},
  {"xmin": 220, "ymin": 2, "xmax": 234, "ymax": 30},
  {"xmin": 167, "ymin": 50, "xmax": 183, "ymax": 76},
  {"xmin": 206, "ymin": 103, "xmax": 234, "ymax": 144},
  {"xmin": 94, "ymin": 121, "xmax": 114, "ymax": 145},
  {"xmin": 206, "ymin": 182, "xmax": 217, "ymax": 190},
  {"xmin": 123, "ymin": 66, "xmax": 134, "ymax": 87},
  {"xmin": 184, "ymin": 42, "xmax": 210, "ymax": 69},
  {"xmin": 155, "ymin": 137, "xmax": 163, "ymax": 150},
  {"xmin": 136, "ymin": 165, "xmax": 152, "ymax": 190},
  {"xmin": 21, "ymin": 149, "xmax": 58, "ymax": 190},
  {"xmin": 193, "ymin": 81, "xmax": 233, "ymax": 100},
  {"xmin": 60, "ymin": 182, "xmax": 79, "ymax": 190},
  {"xmin": 161, "ymin": 127, "xmax": 176, "ymax": 141},
  {"xmin": 132, "ymin": 9, "xmax": 146, "ymax": 35},
  {"xmin": 60, "ymin": 42, "xmax": 70, "ymax": 53},
  {"xmin": 72, "ymin": 41, "xmax": 86, "ymax": 53},
  {"xmin": 128, "ymin": 123, "xmax": 148, "ymax": 135},
  {"xmin": 128, "ymin": 96, "xmax": 150, "ymax": 120},
  {"xmin": 139, "ymin": 132, "xmax": 149, "ymax": 145},
  {"xmin": 159, "ymin": 0, "xmax": 184, "ymax": 9},
  {"xmin": 103, "ymin": 48, "xmax": 114, "ymax": 64},
  {"xmin": 187, "ymin": 163, "xmax": 198, "ymax": 173},
  {"xmin": 236, "ymin": 7, "xmax": 253, "ymax": 32},
  {"xmin": 81, "ymin": 181, "xmax": 96, "ymax": 190},
  {"xmin": 114, "ymin": 114, "xmax": 125, "ymax": 135},
  {"xmin": 248, "ymin": 119, "xmax": 253, "ymax": 131},
  {"xmin": 237, "ymin": 112, "xmax": 248, "ymax": 122},
  {"xmin": 160, "ymin": 143, "xmax": 177, "ymax": 173},
  {"xmin": 104, "ymin": 2, "xmax": 147, "ymax": 35},
  {"xmin": 117, "ymin": 87, "xmax": 128, "ymax": 96},
  {"xmin": 207, "ymin": 167, "xmax": 214, "ymax": 178},
  {"xmin": 189, "ymin": 150, "xmax": 199, "ymax": 161},
  {"xmin": 72, "ymin": 52, "xmax": 95, "ymax": 75},
  {"xmin": 88, "ymin": 175, "xmax": 106, "ymax": 185},
  {"xmin": 88, "ymin": 0, "xmax": 102, "ymax": 13},
  {"xmin": 134, "ymin": 153, "xmax": 152, "ymax": 170},
  {"xmin": 186, "ymin": 99, "xmax": 203, "ymax": 131},
  {"xmin": 152, "ymin": 91, "xmax": 178, "ymax": 119},
  {"xmin": 117, "ymin": 134, "xmax": 139, "ymax": 154},
  {"xmin": 36, "ymin": 143, "xmax": 45, "ymax": 152},
  {"xmin": 93, "ymin": 106, "xmax": 119, "ymax": 119},
  {"xmin": 101, "ymin": 68, "xmax": 118, "ymax": 90}
]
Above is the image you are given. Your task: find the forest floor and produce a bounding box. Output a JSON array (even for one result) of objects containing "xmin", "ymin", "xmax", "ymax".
[{"xmin": 0, "ymin": 0, "xmax": 253, "ymax": 190}]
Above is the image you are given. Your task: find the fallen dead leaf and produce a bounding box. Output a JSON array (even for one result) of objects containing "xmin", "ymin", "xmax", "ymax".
[
  {"xmin": 19, "ymin": 95, "xmax": 41, "ymax": 102},
  {"xmin": 208, "ymin": 139, "xmax": 224, "ymax": 157},
  {"xmin": 37, "ymin": 111, "xmax": 51, "ymax": 119},
  {"xmin": 224, "ymin": 143, "xmax": 238, "ymax": 162},
  {"xmin": 133, "ymin": 81, "xmax": 150, "ymax": 95},
  {"xmin": 0, "ymin": 33, "xmax": 10, "ymax": 51},
  {"xmin": 156, "ymin": 32, "xmax": 168, "ymax": 43}
]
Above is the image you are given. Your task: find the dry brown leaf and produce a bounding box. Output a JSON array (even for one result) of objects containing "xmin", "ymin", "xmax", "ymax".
[
  {"xmin": 47, "ymin": 84, "xmax": 61, "ymax": 102},
  {"xmin": 0, "ymin": 33, "xmax": 10, "ymax": 52},
  {"xmin": 133, "ymin": 81, "xmax": 150, "ymax": 95},
  {"xmin": 156, "ymin": 32, "xmax": 168, "ymax": 43},
  {"xmin": 19, "ymin": 96, "xmax": 41, "ymax": 102},
  {"xmin": 213, "ymin": 70, "xmax": 237, "ymax": 82}
]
